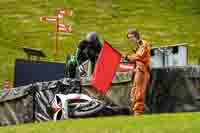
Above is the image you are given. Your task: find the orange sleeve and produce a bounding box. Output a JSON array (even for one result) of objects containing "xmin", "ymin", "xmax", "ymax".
[{"xmin": 127, "ymin": 46, "xmax": 148, "ymax": 63}]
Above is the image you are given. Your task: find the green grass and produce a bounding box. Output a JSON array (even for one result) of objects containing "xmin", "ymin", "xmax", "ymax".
[
  {"xmin": 1, "ymin": 0, "xmax": 200, "ymax": 87},
  {"xmin": 1, "ymin": 112, "xmax": 200, "ymax": 133}
]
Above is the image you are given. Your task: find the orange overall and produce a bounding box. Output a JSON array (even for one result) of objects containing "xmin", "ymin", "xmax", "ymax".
[{"xmin": 127, "ymin": 40, "xmax": 150, "ymax": 115}]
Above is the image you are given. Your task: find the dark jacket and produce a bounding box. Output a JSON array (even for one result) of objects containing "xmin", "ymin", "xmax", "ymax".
[{"xmin": 77, "ymin": 39, "xmax": 101, "ymax": 64}]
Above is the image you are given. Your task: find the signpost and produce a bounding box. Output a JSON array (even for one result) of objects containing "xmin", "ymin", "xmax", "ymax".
[{"xmin": 40, "ymin": 8, "xmax": 73, "ymax": 61}]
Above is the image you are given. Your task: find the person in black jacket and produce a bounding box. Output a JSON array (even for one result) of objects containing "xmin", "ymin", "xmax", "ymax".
[
  {"xmin": 66, "ymin": 32, "xmax": 102, "ymax": 78},
  {"xmin": 76, "ymin": 32, "xmax": 102, "ymax": 64},
  {"xmin": 75, "ymin": 32, "xmax": 102, "ymax": 74}
]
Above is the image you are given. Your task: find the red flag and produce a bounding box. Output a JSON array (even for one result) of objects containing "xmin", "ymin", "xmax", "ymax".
[{"xmin": 91, "ymin": 41, "xmax": 122, "ymax": 94}]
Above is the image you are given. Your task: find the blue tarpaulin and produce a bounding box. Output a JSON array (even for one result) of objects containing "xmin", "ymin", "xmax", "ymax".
[{"xmin": 14, "ymin": 59, "xmax": 65, "ymax": 87}]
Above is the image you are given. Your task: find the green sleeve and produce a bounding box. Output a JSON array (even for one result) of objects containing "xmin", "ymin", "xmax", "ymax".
[{"xmin": 75, "ymin": 48, "xmax": 81, "ymax": 65}]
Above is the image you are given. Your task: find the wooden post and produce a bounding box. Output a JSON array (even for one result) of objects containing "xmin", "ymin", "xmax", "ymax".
[{"xmin": 54, "ymin": 16, "xmax": 59, "ymax": 61}]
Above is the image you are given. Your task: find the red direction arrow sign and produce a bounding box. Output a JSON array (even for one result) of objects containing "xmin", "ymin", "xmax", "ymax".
[
  {"xmin": 58, "ymin": 23, "xmax": 72, "ymax": 32},
  {"xmin": 40, "ymin": 16, "xmax": 57, "ymax": 22},
  {"xmin": 57, "ymin": 8, "xmax": 73, "ymax": 18}
]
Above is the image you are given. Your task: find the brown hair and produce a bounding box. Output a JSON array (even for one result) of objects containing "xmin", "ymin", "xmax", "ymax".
[{"xmin": 127, "ymin": 28, "xmax": 140, "ymax": 40}]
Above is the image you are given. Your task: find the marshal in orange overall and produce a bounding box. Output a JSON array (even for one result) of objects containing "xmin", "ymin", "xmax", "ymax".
[{"xmin": 125, "ymin": 29, "xmax": 150, "ymax": 116}]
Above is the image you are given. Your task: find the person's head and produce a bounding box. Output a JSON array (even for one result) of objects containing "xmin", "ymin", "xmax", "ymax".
[
  {"xmin": 85, "ymin": 31, "xmax": 102, "ymax": 49},
  {"xmin": 86, "ymin": 32, "xmax": 99, "ymax": 42},
  {"xmin": 127, "ymin": 28, "xmax": 140, "ymax": 45}
]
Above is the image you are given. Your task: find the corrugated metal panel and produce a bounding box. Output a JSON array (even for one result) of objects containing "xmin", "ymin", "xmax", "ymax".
[{"xmin": 150, "ymin": 43, "xmax": 187, "ymax": 68}]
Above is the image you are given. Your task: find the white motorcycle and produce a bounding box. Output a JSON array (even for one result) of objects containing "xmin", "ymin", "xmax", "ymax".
[{"xmin": 51, "ymin": 93, "xmax": 105, "ymax": 120}]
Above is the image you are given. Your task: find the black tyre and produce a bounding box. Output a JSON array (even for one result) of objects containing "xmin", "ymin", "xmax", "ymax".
[{"xmin": 70, "ymin": 100, "xmax": 105, "ymax": 117}]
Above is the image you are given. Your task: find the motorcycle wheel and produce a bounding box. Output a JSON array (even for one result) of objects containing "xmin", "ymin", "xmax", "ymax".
[{"xmin": 70, "ymin": 101, "xmax": 105, "ymax": 117}]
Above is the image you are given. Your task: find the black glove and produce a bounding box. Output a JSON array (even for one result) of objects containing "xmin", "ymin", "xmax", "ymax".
[{"xmin": 124, "ymin": 55, "xmax": 129, "ymax": 61}]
